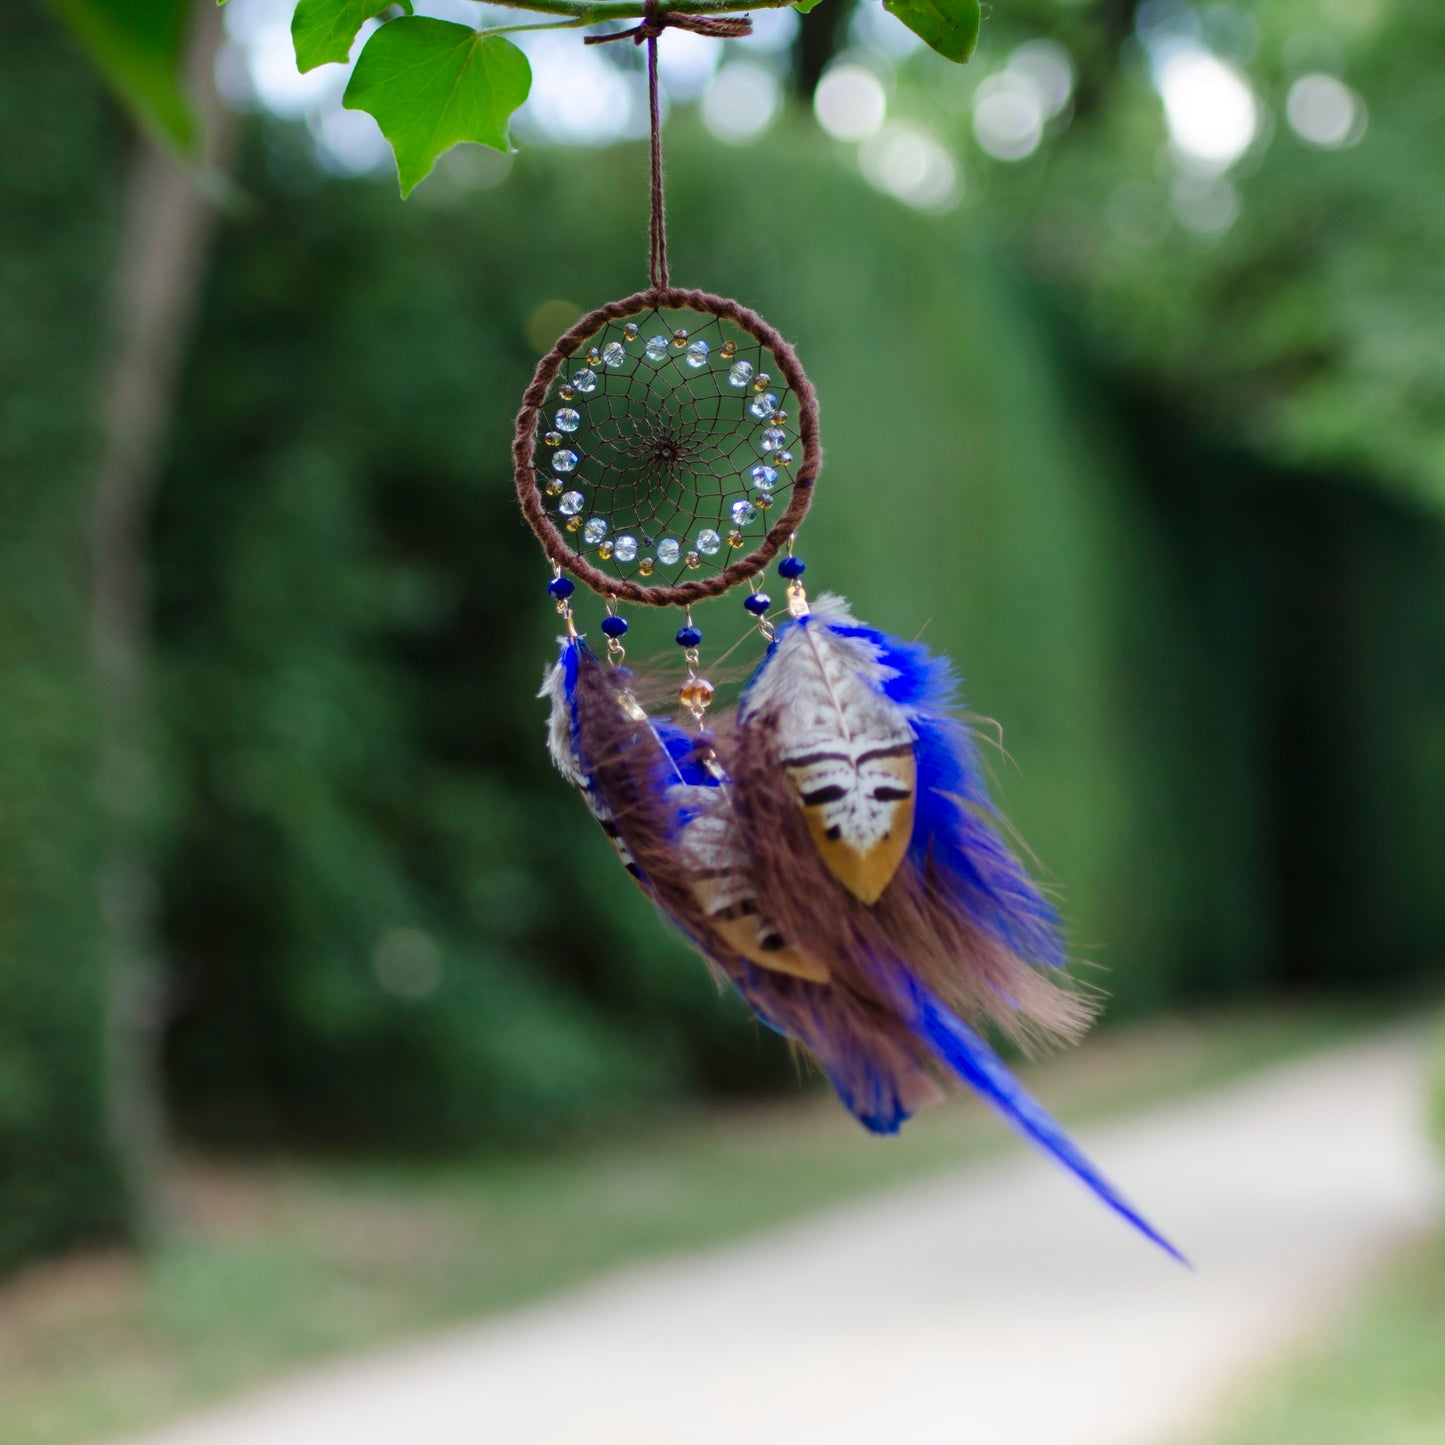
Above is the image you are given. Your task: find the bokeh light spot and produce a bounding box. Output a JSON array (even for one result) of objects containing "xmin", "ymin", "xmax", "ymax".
[
  {"xmin": 814, "ymin": 64, "xmax": 888, "ymax": 143},
  {"xmin": 1153, "ymin": 43, "xmax": 1260, "ymax": 173},
  {"xmin": 1286, "ymin": 73, "xmax": 1367, "ymax": 149},
  {"xmin": 973, "ymin": 73, "xmax": 1046, "ymax": 163},
  {"xmin": 859, "ymin": 123, "xmax": 961, "ymax": 212},
  {"xmin": 701, "ymin": 62, "xmax": 782, "ymax": 146}
]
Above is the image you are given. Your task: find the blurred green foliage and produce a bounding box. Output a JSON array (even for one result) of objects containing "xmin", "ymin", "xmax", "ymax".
[
  {"xmin": 41, "ymin": 0, "xmax": 195, "ymax": 151},
  {"xmin": 0, "ymin": 8, "xmax": 127, "ymax": 1270},
  {"xmin": 148, "ymin": 113, "xmax": 1445, "ymax": 1149},
  {"xmin": 975, "ymin": 1, "xmax": 1445, "ymax": 510},
  {"xmin": 7, "ymin": 0, "xmax": 1445, "ymax": 1267}
]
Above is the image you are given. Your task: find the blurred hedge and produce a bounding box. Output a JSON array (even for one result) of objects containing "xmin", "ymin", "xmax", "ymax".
[
  {"xmin": 140, "ymin": 112, "xmax": 1445, "ymax": 1148},
  {"xmin": 0, "ymin": 9, "xmax": 126, "ymax": 1269}
]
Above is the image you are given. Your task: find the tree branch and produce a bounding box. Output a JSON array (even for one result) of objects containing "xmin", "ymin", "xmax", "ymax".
[{"xmin": 476, "ymin": 0, "xmax": 797, "ymax": 21}]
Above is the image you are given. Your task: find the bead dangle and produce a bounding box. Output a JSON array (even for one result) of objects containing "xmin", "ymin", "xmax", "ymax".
[
  {"xmin": 675, "ymin": 607, "xmax": 713, "ymax": 722},
  {"xmin": 600, "ymin": 600, "xmax": 627, "ymax": 665}
]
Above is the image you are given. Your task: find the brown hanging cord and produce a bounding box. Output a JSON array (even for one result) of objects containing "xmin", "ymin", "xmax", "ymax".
[{"xmin": 586, "ymin": 2, "xmax": 753, "ymax": 292}]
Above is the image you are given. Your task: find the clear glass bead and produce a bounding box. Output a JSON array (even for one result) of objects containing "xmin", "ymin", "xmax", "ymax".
[
  {"xmin": 748, "ymin": 392, "xmax": 777, "ymax": 420},
  {"xmin": 555, "ymin": 408, "xmax": 580, "ymax": 432},
  {"xmin": 613, "ymin": 534, "xmax": 639, "ymax": 563},
  {"xmin": 750, "ymin": 464, "xmax": 777, "ymax": 490},
  {"xmin": 645, "ymin": 334, "xmax": 669, "ymax": 362},
  {"xmin": 657, "ymin": 538, "xmax": 681, "ymax": 565},
  {"xmin": 602, "ymin": 341, "xmax": 625, "ymax": 368},
  {"xmin": 728, "ymin": 360, "xmax": 754, "ymax": 388},
  {"xmin": 571, "ymin": 369, "xmax": 598, "ymax": 395},
  {"xmin": 686, "ymin": 340, "xmax": 710, "ymax": 369},
  {"xmin": 559, "ymin": 490, "xmax": 584, "ymax": 516},
  {"xmin": 759, "ymin": 428, "xmax": 787, "ymax": 453},
  {"xmin": 696, "ymin": 528, "xmax": 722, "ymax": 556},
  {"xmin": 552, "ymin": 449, "xmax": 578, "ymax": 473},
  {"xmin": 730, "ymin": 498, "xmax": 757, "ymax": 526},
  {"xmin": 583, "ymin": 517, "xmax": 608, "ymax": 544},
  {"xmin": 623, "ymin": 322, "xmax": 640, "ymax": 341}
]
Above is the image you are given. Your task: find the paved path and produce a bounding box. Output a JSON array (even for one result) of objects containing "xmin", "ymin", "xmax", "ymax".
[{"xmin": 114, "ymin": 1032, "xmax": 1440, "ymax": 1445}]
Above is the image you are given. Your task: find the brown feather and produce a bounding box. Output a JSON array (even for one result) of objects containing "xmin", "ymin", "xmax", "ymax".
[{"xmin": 570, "ymin": 649, "xmax": 830, "ymax": 985}]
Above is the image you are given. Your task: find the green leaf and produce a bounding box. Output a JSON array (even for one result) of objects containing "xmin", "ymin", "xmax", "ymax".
[
  {"xmin": 292, "ymin": 0, "xmax": 413, "ymax": 74},
  {"xmin": 793, "ymin": 0, "xmax": 828, "ymax": 13},
  {"xmin": 45, "ymin": 0, "xmax": 195, "ymax": 150},
  {"xmin": 343, "ymin": 18, "xmax": 531, "ymax": 197},
  {"xmin": 883, "ymin": 0, "xmax": 981, "ymax": 63}
]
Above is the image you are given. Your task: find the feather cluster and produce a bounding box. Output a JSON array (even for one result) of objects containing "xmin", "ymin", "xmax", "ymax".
[{"xmin": 540, "ymin": 594, "xmax": 1182, "ymax": 1261}]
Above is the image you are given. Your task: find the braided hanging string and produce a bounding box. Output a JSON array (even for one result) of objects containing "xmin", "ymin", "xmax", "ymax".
[
  {"xmin": 516, "ymin": 6, "xmax": 821, "ymax": 607},
  {"xmin": 585, "ymin": 1, "xmax": 753, "ymax": 291}
]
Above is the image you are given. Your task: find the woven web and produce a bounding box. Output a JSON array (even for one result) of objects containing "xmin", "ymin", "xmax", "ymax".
[{"xmin": 533, "ymin": 305, "xmax": 802, "ymax": 589}]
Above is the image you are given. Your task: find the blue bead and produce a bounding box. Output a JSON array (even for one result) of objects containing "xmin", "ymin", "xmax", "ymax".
[
  {"xmin": 601, "ymin": 615, "xmax": 628, "ymax": 639},
  {"xmin": 778, "ymin": 556, "xmax": 805, "ymax": 580},
  {"xmin": 675, "ymin": 625, "xmax": 703, "ymax": 648},
  {"xmin": 743, "ymin": 592, "xmax": 771, "ymax": 616},
  {"xmin": 547, "ymin": 576, "xmax": 575, "ymax": 600}
]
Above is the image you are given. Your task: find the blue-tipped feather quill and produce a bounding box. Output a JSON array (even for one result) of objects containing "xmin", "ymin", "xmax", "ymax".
[{"xmin": 914, "ymin": 981, "xmax": 1188, "ymax": 1264}]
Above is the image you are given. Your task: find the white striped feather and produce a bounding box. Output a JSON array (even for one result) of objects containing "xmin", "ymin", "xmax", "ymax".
[
  {"xmin": 674, "ymin": 773, "xmax": 829, "ymax": 983},
  {"xmin": 740, "ymin": 594, "xmax": 916, "ymax": 904},
  {"xmin": 538, "ymin": 645, "xmax": 641, "ymax": 879}
]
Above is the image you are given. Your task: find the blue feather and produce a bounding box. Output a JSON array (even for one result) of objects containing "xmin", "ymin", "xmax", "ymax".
[
  {"xmin": 913, "ymin": 982, "xmax": 1188, "ymax": 1263},
  {"xmin": 560, "ymin": 634, "xmax": 582, "ymax": 746},
  {"xmin": 736, "ymin": 962, "xmax": 920, "ymax": 1136}
]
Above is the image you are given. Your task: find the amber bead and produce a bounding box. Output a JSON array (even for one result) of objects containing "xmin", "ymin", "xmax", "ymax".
[{"xmin": 679, "ymin": 677, "xmax": 715, "ymax": 710}]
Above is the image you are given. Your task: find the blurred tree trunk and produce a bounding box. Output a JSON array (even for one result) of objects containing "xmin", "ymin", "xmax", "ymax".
[
  {"xmin": 92, "ymin": 0, "xmax": 234, "ymax": 1241},
  {"xmin": 793, "ymin": 0, "xmax": 852, "ymax": 99}
]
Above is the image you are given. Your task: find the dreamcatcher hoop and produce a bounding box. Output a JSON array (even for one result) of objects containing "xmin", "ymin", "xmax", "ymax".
[
  {"xmin": 514, "ymin": 286, "xmax": 820, "ymax": 607},
  {"xmin": 512, "ymin": 4, "xmax": 820, "ymax": 608}
]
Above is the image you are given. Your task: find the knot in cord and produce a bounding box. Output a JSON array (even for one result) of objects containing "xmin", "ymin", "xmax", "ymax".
[{"xmin": 584, "ymin": 2, "xmax": 754, "ymax": 46}]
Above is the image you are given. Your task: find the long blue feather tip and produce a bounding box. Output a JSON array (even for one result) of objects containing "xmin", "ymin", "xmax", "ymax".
[{"xmin": 914, "ymin": 983, "xmax": 1190, "ymax": 1266}]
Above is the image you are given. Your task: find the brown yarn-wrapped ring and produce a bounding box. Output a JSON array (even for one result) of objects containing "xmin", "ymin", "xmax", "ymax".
[{"xmin": 513, "ymin": 286, "xmax": 820, "ymax": 607}]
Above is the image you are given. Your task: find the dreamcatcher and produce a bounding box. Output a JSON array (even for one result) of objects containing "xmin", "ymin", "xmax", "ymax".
[{"xmin": 517, "ymin": 8, "xmax": 1182, "ymax": 1263}]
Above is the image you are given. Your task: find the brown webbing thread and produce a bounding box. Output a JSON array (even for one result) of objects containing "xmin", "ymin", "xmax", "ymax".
[{"xmin": 586, "ymin": 2, "xmax": 753, "ymax": 291}]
